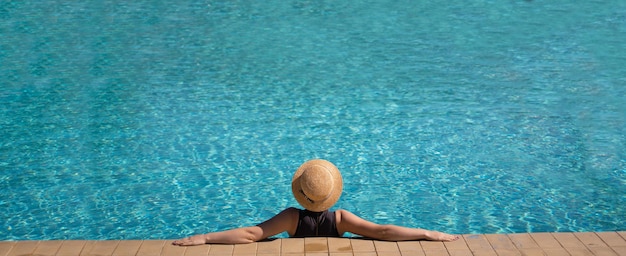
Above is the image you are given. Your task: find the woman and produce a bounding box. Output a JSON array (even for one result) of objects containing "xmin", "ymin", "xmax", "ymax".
[{"xmin": 173, "ymin": 159, "xmax": 459, "ymax": 245}]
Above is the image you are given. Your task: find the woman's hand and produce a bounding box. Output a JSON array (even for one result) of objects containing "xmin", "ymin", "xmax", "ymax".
[{"xmin": 172, "ymin": 234, "xmax": 207, "ymax": 246}]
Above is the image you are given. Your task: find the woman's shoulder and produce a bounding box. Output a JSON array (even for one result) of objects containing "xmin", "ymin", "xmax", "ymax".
[{"xmin": 334, "ymin": 209, "xmax": 351, "ymax": 215}]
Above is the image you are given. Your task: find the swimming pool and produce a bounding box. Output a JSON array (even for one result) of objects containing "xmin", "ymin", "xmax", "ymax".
[{"xmin": 1, "ymin": 1, "xmax": 625, "ymax": 240}]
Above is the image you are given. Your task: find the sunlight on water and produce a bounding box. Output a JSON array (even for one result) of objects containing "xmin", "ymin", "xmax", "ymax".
[{"xmin": 1, "ymin": 0, "xmax": 625, "ymax": 240}]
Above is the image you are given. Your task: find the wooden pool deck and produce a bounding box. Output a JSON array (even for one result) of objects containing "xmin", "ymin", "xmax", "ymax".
[{"xmin": 1, "ymin": 232, "xmax": 625, "ymax": 256}]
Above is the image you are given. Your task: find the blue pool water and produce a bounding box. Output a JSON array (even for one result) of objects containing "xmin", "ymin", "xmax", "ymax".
[{"xmin": 1, "ymin": 1, "xmax": 625, "ymax": 240}]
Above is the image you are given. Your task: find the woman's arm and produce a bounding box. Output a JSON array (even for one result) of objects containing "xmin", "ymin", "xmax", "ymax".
[
  {"xmin": 173, "ymin": 207, "xmax": 299, "ymax": 245},
  {"xmin": 335, "ymin": 210, "xmax": 459, "ymax": 242}
]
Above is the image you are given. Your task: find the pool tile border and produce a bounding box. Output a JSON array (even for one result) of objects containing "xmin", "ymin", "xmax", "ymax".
[{"xmin": 1, "ymin": 231, "xmax": 625, "ymax": 256}]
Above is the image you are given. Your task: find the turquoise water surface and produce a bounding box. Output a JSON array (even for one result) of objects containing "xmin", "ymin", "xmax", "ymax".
[{"xmin": 1, "ymin": 1, "xmax": 625, "ymax": 240}]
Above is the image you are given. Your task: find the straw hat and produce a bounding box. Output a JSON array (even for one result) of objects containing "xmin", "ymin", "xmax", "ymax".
[{"xmin": 291, "ymin": 159, "xmax": 343, "ymax": 212}]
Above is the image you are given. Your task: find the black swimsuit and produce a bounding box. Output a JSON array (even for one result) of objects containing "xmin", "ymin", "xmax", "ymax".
[{"xmin": 292, "ymin": 209, "xmax": 340, "ymax": 238}]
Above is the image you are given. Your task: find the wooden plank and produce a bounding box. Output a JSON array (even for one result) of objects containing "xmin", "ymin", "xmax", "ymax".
[
  {"xmin": 507, "ymin": 233, "xmax": 543, "ymax": 256},
  {"xmin": 7, "ymin": 241, "xmax": 38, "ymax": 256},
  {"xmin": 541, "ymin": 247, "xmax": 571, "ymax": 256},
  {"xmin": 551, "ymin": 233, "xmax": 594, "ymax": 255},
  {"xmin": 183, "ymin": 245, "xmax": 210, "ymax": 256},
  {"xmin": 463, "ymin": 234, "xmax": 496, "ymax": 255},
  {"xmin": 614, "ymin": 231, "xmax": 626, "ymax": 256},
  {"xmin": 233, "ymin": 242, "xmax": 257, "ymax": 255},
  {"xmin": 596, "ymin": 232, "xmax": 626, "ymax": 247},
  {"xmin": 581, "ymin": 235, "xmax": 622, "ymax": 256},
  {"xmin": 208, "ymin": 244, "xmax": 234, "ymax": 256},
  {"xmin": 352, "ymin": 252, "xmax": 377, "ymax": 256},
  {"xmin": 0, "ymin": 242, "xmax": 16, "ymax": 256},
  {"xmin": 327, "ymin": 238, "xmax": 351, "ymax": 253},
  {"xmin": 484, "ymin": 234, "xmax": 519, "ymax": 256},
  {"xmin": 396, "ymin": 241, "xmax": 425, "ymax": 256},
  {"xmin": 3, "ymin": 233, "xmax": 625, "ymax": 256},
  {"xmin": 374, "ymin": 241, "xmax": 400, "ymax": 256},
  {"xmin": 563, "ymin": 246, "xmax": 594, "ymax": 256},
  {"xmin": 420, "ymin": 241, "xmax": 446, "ymax": 251},
  {"xmin": 575, "ymin": 232, "xmax": 610, "ymax": 248},
  {"xmin": 420, "ymin": 241, "xmax": 448, "ymax": 256},
  {"xmin": 586, "ymin": 246, "xmax": 620, "ymax": 256},
  {"xmin": 446, "ymin": 249, "xmax": 473, "ymax": 256},
  {"xmin": 529, "ymin": 232, "xmax": 562, "ymax": 248},
  {"xmin": 304, "ymin": 237, "xmax": 328, "ymax": 253},
  {"xmin": 350, "ymin": 239, "xmax": 375, "ymax": 253},
  {"xmin": 508, "ymin": 233, "xmax": 540, "ymax": 249},
  {"xmin": 32, "ymin": 240, "xmax": 63, "ymax": 256},
  {"xmin": 613, "ymin": 247, "xmax": 626, "ymax": 256},
  {"xmin": 112, "ymin": 240, "xmax": 142, "ymax": 256},
  {"xmin": 552, "ymin": 232, "xmax": 586, "ymax": 248},
  {"xmin": 444, "ymin": 236, "xmax": 472, "ymax": 256},
  {"xmin": 330, "ymin": 253, "xmax": 353, "ymax": 256},
  {"xmin": 256, "ymin": 239, "xmax": 280, "ymax": 254},
  {"xmin": 57, "ymin": 240, "xmax": 87, "ymax": 256},
  {"xmin": 463, "ymin": 234, "xmax": 492, "ymax": 250},
  {"xmin": 517, "ymin": 248, "xmax": 544, "ymax": 256},
  {"xmin": 137, "ymin": 240, "xmax": 165, "ymax": 256},
  {"xmin": 281, "ymin": 238, "xmax": 304, "ymax": 254},
  {"xmin": 484, "ymin": 234, "xmax": 516, "ymax": 250},
  {"xmin": 374, "ymin": 240, "xmax": 400, "ymax": 252},
  {"xmin": 421, "ymin": 250, "xmax": 449, "ymax": 256},
  {"xmin": 81, "ymin": 240, "xmax": 119, "ymax": 256},
  {"xmin": 161, "ymin": 241, "xmax": 187, "ymax": 256},
  {"xmin": 80, "ymin": 241, "xmax": 96, "ymax": 256}
]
